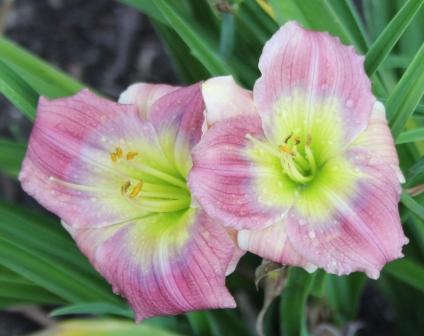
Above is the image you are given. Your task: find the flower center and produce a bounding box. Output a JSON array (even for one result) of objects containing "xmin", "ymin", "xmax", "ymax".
[
  {"xmin": 110, "ymin": 146, "xmax": 191, "ymax": 213},
  {"xmin": 278, "ymin": 133, "xmax": 317, "ymax": 184}
]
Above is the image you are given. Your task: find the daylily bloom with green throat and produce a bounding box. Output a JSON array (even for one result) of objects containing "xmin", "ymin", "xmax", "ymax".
[
  {"xmin": 19, "ymin": 84, "xmax": 244, "ymax": 320},
  {"xmin": 189, "ymin": 22, "xmax": 408, "ymax": 278}
]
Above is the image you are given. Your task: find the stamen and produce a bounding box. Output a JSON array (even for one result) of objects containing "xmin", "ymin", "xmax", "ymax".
[
  {"xmin": 279, "ymin": 144, "xmax": 294, "ymax": 155},
  {"xmin": 129, "ymin": 181, "xmax": 144, "ymax": 198},
  {"xmin": 121, "ymin": 180, "xmax": 131, "ymax": 195},
  {"xmin": 284, "ymin": 133, "xmax": 293, "ymax": 143},
  {"xmin": 115, "ymin": 147, "xmax": 123, "ymax": 159},
  {"xmin": 126, "ymin": 151, "xmax": 139, "ymax": 160},
  {"xmin": 110, "ymin": 152, "xmax": 118, "ymax": 162},
  {"xmin": 279, "ymin": 133, "xmax": 316, "ymax": 184}
]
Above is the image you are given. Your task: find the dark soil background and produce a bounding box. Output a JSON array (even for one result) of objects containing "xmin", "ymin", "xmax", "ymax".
[{"xmin": 0, "ymin": 1, "xmax": 394, "ymax": 335}]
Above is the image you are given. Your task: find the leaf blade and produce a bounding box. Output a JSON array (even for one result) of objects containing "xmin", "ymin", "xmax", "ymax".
[{"xmin": 365, "ymin": 0, "xmax": 424, "ymax": 76}]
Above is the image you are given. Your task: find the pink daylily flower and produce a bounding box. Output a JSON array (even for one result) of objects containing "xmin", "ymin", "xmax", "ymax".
[
  {"xmin": 19, "ymin": 83, "xmax": 244, "ymax": 320},
  {"xmin": 189, "ymin": 22, "xmax": 408, "ymax": 278}
]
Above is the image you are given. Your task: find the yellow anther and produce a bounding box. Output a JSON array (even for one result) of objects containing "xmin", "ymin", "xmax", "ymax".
[
  {"xmin": 126, "ymin": 151, "xmax": 139, "ymax": 160},
  {"xmin": 129, "ymin": 181, "xmax": 143, "ymax": 198},
  {"xmin": 110, "ymin": 152, "xmax": 117, "ymax": 162},
  {"xmin": 306, "ymin": 134, "xmax": 312, "ymax": 146},
  {"xmin": 279, "ymin": 144, "xmax": 294, "ymax": 155},
  {"xmin": 115, "ymin": 147, "xmax": 123, "ymax": 159},
  {"xmin": 121, "ymin": 180, "xmax": 131, "ymax": 194}
]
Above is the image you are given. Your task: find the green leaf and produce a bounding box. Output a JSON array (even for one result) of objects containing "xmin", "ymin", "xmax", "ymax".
[
  {"xmin": 0, "ymin": 203, "xmax": 121, "ymax": 305},
  {"xmin": 401, "ymin": 192, "xmax": 424, "ymax": 221},
  {"xmin": 407, "ymin": 157, "xmax": 424, "ymax": 183},
  {"xmin": 0, "ymin": 139, "xmax": 26, "ymax": 178},
  {"xmin": 0, "ymin": 237, "xmax": 96, "ymax": 303},
  {"xmin": 387, "ymin": 42, "xmax": 424, "ymax": 137},
  {"xmin": 152, "ymin": 20, "xmax": 210, "ymax": 83},
  {"xmin": 207, "ymin": 310, "xmax": 253, "ymax": 336},
  {"xmin": 154, "ymin": 0, "xmax": 231, "ymax": 76},
  {"xmin": 384, "ymin": 258, "xmax": 424, "ymax": 294},
  {"xmin": 396, "ymin": 127, "xmax": 424, "ymax": 144},
  {"xmin": 0, "ymin": 58, "xmax": 38, "ymax": 120},
  {"xmin": 0, "ymin": 282, "xmax": 63, "ymax": 305},
  {"xmin": 325, "ymin": 273, "xmax": 366, "ymax": 323},
  {"xmin": 280, "ymin": 268, "xmax": 315, "ymax": 336},
  {"xmin": 365, "ymin": 0, "xmax": 424, "ymax": 76},
  {"xmin": 0, "ymin": 203, "xmax": 100, "ymax": 277},
  {"xmin": 0, "ymin": 38, "xmax": 85, "ymax": 98},
  {"xmin": 186, "ymin": 311, "xmax": 213, "ymax": 336},
  {"xmin": 118, "ymin": 0, "xmax": 167, "ymax": 25},
  {"xmin": 268, "ymin": 0, "xmax": 368, "ymax": 52},
  {"xmin": 50, "ymin": 303, "xmax": 134, "ymax": 319}
]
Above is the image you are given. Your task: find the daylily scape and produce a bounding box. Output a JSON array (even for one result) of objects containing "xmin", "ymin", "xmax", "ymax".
[{"xmin": 19, "ymin": 21, "xmax": 407, "ymax": 319}]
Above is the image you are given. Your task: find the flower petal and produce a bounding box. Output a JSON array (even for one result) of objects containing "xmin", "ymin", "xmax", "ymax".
[
  {"xmin": 254, "ymin": 21, "xmax": 375, "ymax": 152},
  {"xmin": 19, "ymin": 89, "xmax": 181, "ymax": 229},
  {"xmin": 148, "ymin": 84, "xmax": 205, "ymax": 177},
  {"xmin": 237, "ymin": 224, "xmax": 317, "ymax": 273},
  {"xmin": 189, "ymin": 114, "xmax": 297, "ymax": 230},
  {"xmin": 286, "ymin": 149, "xmax": 407, "ymax": 278},
  {"xmin": 66, "ymin": 208, "xmax": 236, "ymax": 320},
  {"xmin": 225, "ymin": 228, "xmax": 246, "ymax": 275},
  {"xmin": 119, "ymin": 83, "xmax": 179, "ymax": 118},
  {"xmin": 353, "ymin": 101, "xmax": 404, "ymax": 183},
  {"xmin": 202, "ymin": 76, "xmax": 256, "ymax": 127}
]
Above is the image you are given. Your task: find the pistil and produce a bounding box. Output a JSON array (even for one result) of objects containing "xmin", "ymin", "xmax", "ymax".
[{"xmin": 278, "ymin": 134, "xmax": 316, "ymax": 184}]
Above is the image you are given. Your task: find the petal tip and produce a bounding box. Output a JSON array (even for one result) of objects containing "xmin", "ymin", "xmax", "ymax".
[{"xmin": 237, "ymin": 230, "xmax": 250, "ymax": 251}]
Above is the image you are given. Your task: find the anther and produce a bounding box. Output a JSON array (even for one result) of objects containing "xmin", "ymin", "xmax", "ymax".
[
  {"xmin": 306, "ymin": 134, "xmax": 312, "ymax": 146},
  {"xmin": 110, "ymin": 152, "xmax": 118, "ymax": 162},
  {"xmin": 129, "ymin": 181, "xmax": 143, "ymax": 198},
  {"xmin": 284, "ymin": 133, "xmax": 293, "ymax": 143},
  {"xmin": 279, "ymin": 144, "xmax": 294, "ymax": 155},
  {"xmin": 115, "ymin": 147, "xmax": 123, "ymax": 159},
  {"xmin": 121, "ymin": 180, "xmax": 131, "ymax": 195},
  {"xmin": 126, "ymin": 151, "xmax": 139, "ymax": 160}
]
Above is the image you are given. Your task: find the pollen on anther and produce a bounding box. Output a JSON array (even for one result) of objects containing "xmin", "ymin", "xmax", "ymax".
[
  {"xmin": 110, "ymin": 152, "xmax": 118, "ymax": 162},
  {"xmin": 129, "ymin": 181, "xmax": 143, "ymax": 198},
  {"xmin": 121, "ymin": 180, "xmax": 131, "ymax": 195},
  {"xmin": 126, "ymin": 151, "xmax": 139, "ymax": 160},
  {"xmin": 115, "ymin": 147, "xmax": 123, "ymax": 159},
  {"xmin": 279, "ymin": 144, "xmax": 294, "ymax": 155}
]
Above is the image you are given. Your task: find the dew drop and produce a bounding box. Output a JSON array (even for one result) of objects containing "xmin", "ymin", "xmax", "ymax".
[
  {"xmin": 308, "ymin": 230, "xmax": 316, "ymax": 239},
  {"xmin": 345, "ymin": 99, "xmax": 354, "ymax": 108}
]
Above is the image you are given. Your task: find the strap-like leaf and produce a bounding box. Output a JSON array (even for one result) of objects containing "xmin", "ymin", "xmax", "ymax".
[
  {"xmin": 396, "ymin": 127, "xmax": 424, "ymax": 144},
  {"xmin": 401, "ymin": 192, "xmax": 424, "ymax": 221},
  {"xmin": 384, "ymin": 258, "xmax": 424, "ymax": 294},
  {"xmin": 0, "ymin": 59, "xmax": 38, "ymax": 120},
  {"xmin": 154, "ymin": 0, "xmax": 231, "ymax": 76},
  {"xmin": 50, "ymin": 303, "xmax": 134, "ymax": 319},
  {"xmin": 0, "ymin": 139, "xmax": 26, "ymax": 178},
  {"xmin": 0, "ymin": 38, "xmax": 85, "ymax": 98},
  {"xmin": 280, "ymin": 268, "xmax": 315, "ymax": 336},
  {"xmin": 387, "ymin": 42, "xmax": 424, "ymax": 137},
  {"xmin": 365, "ymin": 0, "xmax": 424, "ymax": 76}
]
